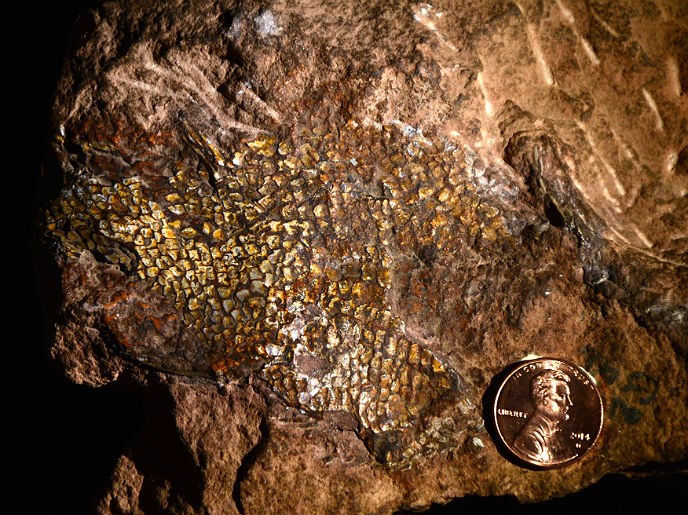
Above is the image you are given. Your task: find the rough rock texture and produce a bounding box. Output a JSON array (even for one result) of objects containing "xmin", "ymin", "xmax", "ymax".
[{"xmin": 41, "ymin": 0, "xmax": 687, "ymax": 513}]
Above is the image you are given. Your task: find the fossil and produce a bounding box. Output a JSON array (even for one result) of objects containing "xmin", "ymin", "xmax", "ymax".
[
  {"xmin": 38, "ymin": 1, "xmax": 688, "ymax": 510},
  {"xmin": 45, "ymin": 109, "xmax": 512, "ymax": 465}
]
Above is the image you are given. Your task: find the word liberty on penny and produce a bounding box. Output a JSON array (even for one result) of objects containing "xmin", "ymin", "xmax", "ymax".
[{"xmin": 493, "ymin": 358, "xmax": 603, "ymax": 468}]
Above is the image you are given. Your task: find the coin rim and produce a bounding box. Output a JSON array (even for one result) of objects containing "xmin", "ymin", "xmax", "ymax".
[{"xmin": 492, "ymin": 356, "xmax": 604, "ymax": 469}]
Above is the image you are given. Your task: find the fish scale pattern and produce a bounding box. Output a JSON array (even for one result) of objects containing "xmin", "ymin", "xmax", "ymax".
[{"xmin": 47, "ymin": 117, "xmax": 508, "ymax": 464}]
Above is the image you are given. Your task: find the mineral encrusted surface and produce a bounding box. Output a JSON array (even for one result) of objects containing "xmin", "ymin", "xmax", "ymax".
[{"xmin": 42, "ymin": 0, "xmax": 687, "ymax": 513}]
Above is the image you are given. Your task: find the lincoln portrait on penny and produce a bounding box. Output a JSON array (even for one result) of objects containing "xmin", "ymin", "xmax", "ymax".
[{"xmin": 513, "ymin": 368, "xmax": 573, "ymax": 464}]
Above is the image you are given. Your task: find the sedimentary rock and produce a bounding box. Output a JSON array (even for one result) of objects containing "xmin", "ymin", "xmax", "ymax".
[{"xmin": 41, "ymin": 0, "xmax": 687, "ymax": 512}]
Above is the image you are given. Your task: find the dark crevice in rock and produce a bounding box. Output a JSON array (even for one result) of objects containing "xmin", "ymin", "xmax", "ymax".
[
  {"xmin": 232, "ymin": 416, "xmax": 268, "ymax": 515},
  {"xmin": 128, "ymin": 380, "xmax": 205, "ymax": 512},
  {"xmin": 677, "ymin": 146, "xmax": 688, "ymax": 177},
  {"xmin": 625, "ymin": 458, "xmax": 688, "ymax": 475},
  {"xmin": 543, "ymin": 199, "xmax": 565, "ymax": 228}
]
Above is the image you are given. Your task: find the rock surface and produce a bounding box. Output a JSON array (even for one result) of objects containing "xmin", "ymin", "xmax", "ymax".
[{"xmin": 41, "ymin": 0, "xmax": 686, "ymax": 513}]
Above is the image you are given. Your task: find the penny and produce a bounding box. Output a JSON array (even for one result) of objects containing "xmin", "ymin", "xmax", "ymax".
[{"xmin": 492, "ymin": 357, "xmax": 603, "ymax": 468}]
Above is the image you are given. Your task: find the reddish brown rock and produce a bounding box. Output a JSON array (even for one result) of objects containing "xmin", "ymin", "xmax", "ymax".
[{"xmin": 41, "ymin": 0, "xmax": 686, "ymax": 513}]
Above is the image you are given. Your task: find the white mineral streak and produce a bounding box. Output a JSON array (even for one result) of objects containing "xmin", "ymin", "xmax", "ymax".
[
  {"xmin": 477, "ymin": 72, "xmax": 494, "ymax": 117},
  {"xmin": 642, "ymin": 88, "xmax": 665, "ymax": 132},
  {"xmin": 577, "ymin": 122, "xmax": 626, "ymax": 198},
  {"xmin": 237, "ymin": 84, "xmax": 283, "ymax": 122},
  {"xmin": 590, "ymin": 8, "xmax": 620, "ymax": 37},
  {"xmin": 609, "ymin": 126, "xmax": 637, "ymax": 161},
  {"xmin": 580, "ymin": 38, "xmax": 600, "ymax": 67},
  {"xmin": 667, "ymin": 56, "xmax": 681, "ymax": 98},
  {"xmin": 630, "ymin": 223, "xmax": 653, "ymax": 249},
  {"xmin": 554, "ymin": 0, "xmax": 600, "ymax": 67},
  {"xmin": 525, "ymin": 23, "xmax": 554, "ymax": 87},
  {"xmin": 555, "ymin": 0, "xmax": 575, "ymax": 25},
  {"xmin": 665, "ymin": 150, "xmax": 678, "ymax": 175}
]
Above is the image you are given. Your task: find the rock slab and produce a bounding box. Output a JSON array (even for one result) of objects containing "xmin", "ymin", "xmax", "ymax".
[{"xmin": 42, "ymin": 0, "xmax": 687, "ymax": 513}]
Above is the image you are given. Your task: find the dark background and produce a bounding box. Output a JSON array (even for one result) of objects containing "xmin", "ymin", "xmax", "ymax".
[{"xmin": 7, "ymin": 1, "xmax": 686, "ymax": 513}]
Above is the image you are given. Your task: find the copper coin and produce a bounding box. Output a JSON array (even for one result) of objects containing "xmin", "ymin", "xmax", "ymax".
[{"xmin": 492, "ymin": 357, "xmax": 603, "ymax": 468}]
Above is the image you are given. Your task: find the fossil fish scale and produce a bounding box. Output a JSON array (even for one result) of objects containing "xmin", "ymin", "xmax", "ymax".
[{"xmin": 47, "ymin": 116, "xmax": 508, "ymax": 464}]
